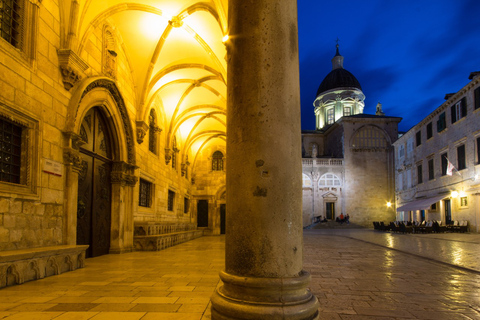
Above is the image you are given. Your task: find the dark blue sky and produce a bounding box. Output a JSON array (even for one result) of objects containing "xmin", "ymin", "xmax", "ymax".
[{"xmin": 298, "ymin": 0, "xmax": 480, "ymax": 132}]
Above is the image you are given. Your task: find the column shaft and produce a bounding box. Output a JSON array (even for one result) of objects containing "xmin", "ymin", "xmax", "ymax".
[{"xmin": 211, "ymin": 1, "xmax": 319, "ymax": 319}]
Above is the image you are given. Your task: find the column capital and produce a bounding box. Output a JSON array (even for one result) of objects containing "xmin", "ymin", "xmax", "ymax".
[
  {"xmin": 63, "ymin": 148, "xmax": 83, "ymax": 173},
  {"xmin": 111, "ymin": 161, "xmax": 138, "ymax": 186}
]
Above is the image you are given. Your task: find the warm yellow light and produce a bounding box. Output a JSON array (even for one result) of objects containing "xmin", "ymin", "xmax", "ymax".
[
  {"xmin": 222, "ymin": 35, "xmax": 229, "ymax": 43},
  {"xmin": 141, "ymin": 14, "xmax": 165, "ymax": 39},
  {"xmin": 451, "ymin": 191, "xmax": 459, "ymax": 198},
  {"xmin": 386, "ymin": 202, "xmax": 392, "ymax": 208},
  {"xmin": 459, "ymin": 191, "xmax": 466, "ymax": 198}
]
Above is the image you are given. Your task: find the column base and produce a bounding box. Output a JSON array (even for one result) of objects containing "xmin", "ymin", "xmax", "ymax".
[{"xmin": 211, "ymin": 270, "xmax": 319, "ymax": 320}]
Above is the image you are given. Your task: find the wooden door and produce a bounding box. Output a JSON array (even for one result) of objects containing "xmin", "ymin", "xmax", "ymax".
[
  {"xmin": 220, "ymin": 204, "xmax": 226, "ymax": 234},
  {"xmin": 197, "ymin": 200, "xmax": 209, "ymax": 227},
  {"xmin": 326, "ymin": 202, "xmax": 335, "ymax": 220},
  {"xmin": 77, "ymin": 108, "xmax": 113, "ymax": 258}
]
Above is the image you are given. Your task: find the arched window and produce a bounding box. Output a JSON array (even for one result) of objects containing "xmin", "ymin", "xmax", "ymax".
[
  {"xmin": 302, "ymin": 174, "xmax": 312, "ymax": 188},
  {"xmin": 212, "ymin": 151, "xmax": 224, "ymax": 171},
  {"xmin": 172, "ymin": 136, "xmax": 177, "ymax": 169},
  {"xmin": 318, "ymin": 173, "xmax": 341, "ymax": 187},
  {"xmin": 326, "ymin": 108, "xmax": 334, "ymax": 125},
  {"xmin": 351, "ymin": 126, "xmax": 388, "ymax": 149},
  {"xmin": 148, "ymin": 109, "xmax": 157, "ymax": 154}
]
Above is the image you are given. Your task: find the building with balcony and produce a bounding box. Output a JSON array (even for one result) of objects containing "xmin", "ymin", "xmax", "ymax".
[
  {"xmin": 394, "ymin": 72, "xmax": 480, "ymax": 232},
  {"xmin": 301, "ymin": 46, "xmax": 401, "ymax": 227}
]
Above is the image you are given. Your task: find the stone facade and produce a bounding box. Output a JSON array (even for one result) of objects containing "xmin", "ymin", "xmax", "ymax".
[
  {"xmin": 394, "ymin": 73, "xmax": 480, "ymax": 233},
  {"xmin": 302, "ymin": 116, "xmax": 400, "ymax": 227},
  {"xmin": 0, "ymin": 0, "xmax": 227, "ymax": 263},
  {"xmin": 302, "ymin": 48, "xmax": 400, "ymax": 228}
]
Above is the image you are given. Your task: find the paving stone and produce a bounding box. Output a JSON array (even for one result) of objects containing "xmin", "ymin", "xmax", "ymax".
[{"xmin": 0, "ymin": 232, "xmax": 479, "ymax": 319}]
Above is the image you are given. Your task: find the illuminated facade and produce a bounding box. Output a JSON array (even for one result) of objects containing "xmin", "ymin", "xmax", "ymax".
[
  {"xmin": 394, "ymin": 72, "xmax": 480, "ymax": 233},
  {"xmin": 302, "ymin": 47, "xmax": 400, "ymax": 227},
  {"xmin": 0, "ymin": 1, "xmax": 321, "ymax": 318}
]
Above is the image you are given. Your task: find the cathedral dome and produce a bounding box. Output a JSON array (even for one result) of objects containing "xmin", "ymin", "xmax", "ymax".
[
  {"xmin": 315, "ymin": 44, "xmax": 362, "ymax": 97},
  {"xmin": 316, "ymin": 68, "xmax": 362, "ymax": 97}
]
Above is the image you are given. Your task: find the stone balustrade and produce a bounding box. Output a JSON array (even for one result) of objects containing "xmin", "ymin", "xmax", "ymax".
[
  {"xmin": 133, "ymin": 222, "xmax": 203, "ymax": 251},
  {"xmin": 302, "ymin": 158, "xmax": 344, "ymax": 166},
  {"xmin": 0, "ymin": 245, "xmax": 88, "ymax": 288}
]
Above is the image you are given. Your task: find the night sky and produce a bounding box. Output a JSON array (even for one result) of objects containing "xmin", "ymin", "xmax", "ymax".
[{"xmin": 298, "ymin": 0, "xmax": 480, "ymax": 132}]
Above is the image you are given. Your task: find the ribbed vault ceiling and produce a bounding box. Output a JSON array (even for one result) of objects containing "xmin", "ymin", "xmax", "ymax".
[{"xmin": 70, "ymin": 0, "xmax": 227, "ymax": 167}]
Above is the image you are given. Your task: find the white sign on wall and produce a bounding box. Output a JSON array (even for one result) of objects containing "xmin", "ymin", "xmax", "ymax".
[{"xmin": 43, "ymin": 159, "xmax": 63, "ymax": 177}]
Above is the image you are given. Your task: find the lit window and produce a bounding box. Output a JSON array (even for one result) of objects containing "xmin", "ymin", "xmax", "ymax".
[
  {"xmin": 168, "ymin": 190, "xmax": 175, "ymax": 211},
  {"xmin": 0, "ymin": 116, "xmax": 22, "ymax": 184},
  {"xmin": 460, "ymin": 197, "xmax": 467, "ymax": 207},
  {"xmin": 343, "ymin": 107, "xmax": 351, "ymax": 116},
  {"xmin": 212, "ymin": 151, "xmax": 224, "ymax": 171},
  {"xmin": 318, "ymin": 173, "xmax": 341, "ymax": 187},
  {"xmin": 326, "ymin": 108, "xmax": 334, "ymax": 125},
  {"xmin": 138, "ymin": 179, "xmax": 152, "ymax": 207}
]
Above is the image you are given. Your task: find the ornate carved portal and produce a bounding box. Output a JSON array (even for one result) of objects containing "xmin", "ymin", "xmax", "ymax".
[{"xmin": 77, "ymin": 108, "xmax": 112, "ymax": 258}]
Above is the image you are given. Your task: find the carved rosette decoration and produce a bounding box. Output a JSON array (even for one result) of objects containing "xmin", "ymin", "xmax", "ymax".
[
  {"xmin": 165, "ymin": 148, "xmax": 172, "ymax": 165},
  {"xmin": 136, "ymin": 121, "xmax": 149, "ymax": 144},
  {"xmin": 111, "ymin": 161, "xmax": 138, "ymax": 186},
  {"xmin": 57, "ymin": 49, "xmax": 89, "ymax": 91}
]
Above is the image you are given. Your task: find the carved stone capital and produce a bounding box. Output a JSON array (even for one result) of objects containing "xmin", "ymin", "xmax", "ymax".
[
  {"xmin": 63, "ymin": 148, "xmax": 83, "ymax": 173},
  {"xmin": 63, "ymin": 131, "xmax": 85, "ymax": 150},
  {"xmin": 181, "ymin": 163, "xmax": 188, "ymax": 177},
  {"xmin": 57, "ymin": 49, "xmax": 89, "ymax": 91},
  {"xmin": 111, "ymin": 161, "xmax": 138, "ymax": 186},
  {"xmin": 165, "ymin": 148, "xmax": 172, "ymax": 165},
  {"xmin": 136, "ymin": 121, "xmax": 149, "ymax": 144}
]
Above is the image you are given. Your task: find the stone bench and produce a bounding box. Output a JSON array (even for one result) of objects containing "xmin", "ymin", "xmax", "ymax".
[
  {"xmin": 134, "ymin": 226, "xmax": 203, "ymax": 251},
  {"xmin": 0, "ymin": 245, "xmax": 88, "ymax": 288}
]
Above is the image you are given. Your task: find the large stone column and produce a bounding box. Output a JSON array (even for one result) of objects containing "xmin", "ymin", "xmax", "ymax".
[{"xmin": 210, "ymin": 1, "xmax": 319, "ymax": 319}]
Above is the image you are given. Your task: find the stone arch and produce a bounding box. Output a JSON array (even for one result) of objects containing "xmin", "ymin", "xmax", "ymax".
[
  {"xmin": 350, "ymin": 125, "xmax": 391, "ymax": 150},
  {"xmin": 318, "ymin": 173, "xmax": 342, "ymax": 188},
  {"xmin": 302, "ymin": 173, "xmax": 312, "ymax": 188},
  {"xmin": 64, "ymin": 77, "xmax": 137, "ymax": 255},
  {"xmin": 67, "ymin": 77, "xmax": 136, "ymax": 166}
]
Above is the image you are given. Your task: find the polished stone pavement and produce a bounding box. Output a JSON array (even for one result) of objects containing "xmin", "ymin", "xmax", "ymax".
[{"xmin": 0, "ymin": 229, "xmax": 479, "ymax": 319}]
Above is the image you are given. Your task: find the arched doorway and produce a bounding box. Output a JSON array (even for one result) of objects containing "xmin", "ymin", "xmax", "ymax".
[{"xmin": 77, "ymin": 107, "xmax": 113, "ymax": 257}]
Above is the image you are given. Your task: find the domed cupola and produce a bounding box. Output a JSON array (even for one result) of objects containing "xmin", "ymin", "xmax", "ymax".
[{"xmin": 313, "ymin": 44, "xmax": 365, "ymax": 130}]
